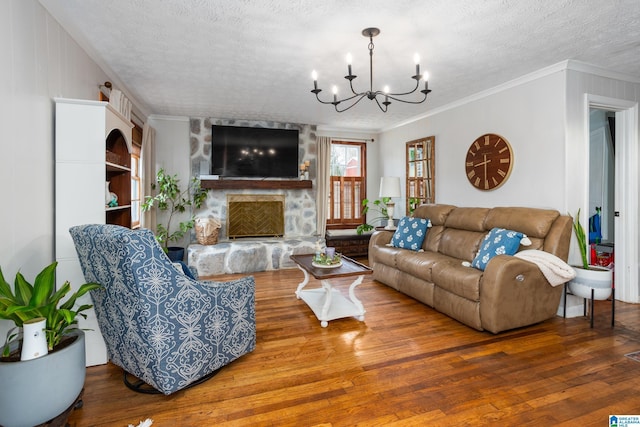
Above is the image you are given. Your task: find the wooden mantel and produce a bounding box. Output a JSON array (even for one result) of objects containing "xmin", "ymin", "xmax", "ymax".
[{"xmin": 201, "ymin": 179, "xmax": 312, "ymax": 190}]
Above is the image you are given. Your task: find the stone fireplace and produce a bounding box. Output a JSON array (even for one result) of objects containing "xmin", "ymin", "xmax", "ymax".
[
  {"xmin": 187, "ymin": 118, "xmax": 321, "ymax": 275},
  {"xmin": 227, "ymin": 194, "xmax": 285, "ymax": 238}
]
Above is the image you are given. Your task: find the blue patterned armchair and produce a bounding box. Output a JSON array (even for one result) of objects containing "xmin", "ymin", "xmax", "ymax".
[{"xmin": 70, "ymin": 224, "xmax": 256, "ymax": 395}]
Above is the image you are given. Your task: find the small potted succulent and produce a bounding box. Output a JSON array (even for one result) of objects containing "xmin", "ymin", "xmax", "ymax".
[
  {"xmin": 142, "ymin": 168, "xmax": 208, "ymax": 261},
  {"xmin": 0, "ymin": 261, "xmax": 102, "ymax": 427}
]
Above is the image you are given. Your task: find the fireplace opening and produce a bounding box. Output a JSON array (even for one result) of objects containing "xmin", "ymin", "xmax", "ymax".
[{"xmin": 227, "ymin": 194, "xmax": 285, "ymax": 238}]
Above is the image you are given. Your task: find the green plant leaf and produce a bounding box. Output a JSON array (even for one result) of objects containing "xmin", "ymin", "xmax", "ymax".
[
  {"xmin": 29, "ymin": 262, "xmax": 57, "ymax": 307},
  {"xmin": 13, "ymin": 272, "xmax": 33, "ymax": 306},
  {"xmin": 0, "ymin": 267, "xmax": 14, "ymax": 300},
  {"xmin": 570, "ymin": 208, "xmax": 589, "ymax": 270}
]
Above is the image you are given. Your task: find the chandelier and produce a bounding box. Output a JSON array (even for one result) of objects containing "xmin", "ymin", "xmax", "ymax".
[{"xmin": 311, "ymin": 27, "xmax": 431, "ymax": 113}]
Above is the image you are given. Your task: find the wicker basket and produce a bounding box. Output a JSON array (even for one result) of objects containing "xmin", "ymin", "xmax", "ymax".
[{"xmin": 195, "ymin": 217, "xmax": 221, "ymax": 245}]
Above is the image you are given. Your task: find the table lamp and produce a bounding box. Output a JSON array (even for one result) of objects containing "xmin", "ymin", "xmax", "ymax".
[{"xmin": 379, "ymin": 176, "xmax": 401, "ymax": 230}]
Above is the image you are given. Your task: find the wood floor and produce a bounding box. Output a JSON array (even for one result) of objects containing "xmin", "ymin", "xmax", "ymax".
[{"xmin": 67, "ymin": 266, "xmax": 640, "ymax": 426}]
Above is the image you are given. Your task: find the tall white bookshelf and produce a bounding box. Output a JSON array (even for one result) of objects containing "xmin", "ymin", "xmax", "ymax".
[{"xmin": 54, "ymin": 98, "xmax": 133, "ymax": 366}]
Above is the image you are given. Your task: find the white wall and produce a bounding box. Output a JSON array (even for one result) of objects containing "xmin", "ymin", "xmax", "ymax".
[
  {"xmin": 378, "ymin": 66, "xmax": 567, "ymax": 217},
  {"xmin": 0, "ymin": 0, "xmax": 113, "ymax": 338},
  {"xmin": 147, "ymin": 115, "xmax": 192, "ymax": 248}
]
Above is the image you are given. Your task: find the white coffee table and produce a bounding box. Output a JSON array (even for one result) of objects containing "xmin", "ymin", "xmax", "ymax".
[{"xmin": 290, "ymin": 254, "xmax": 373, "ymax": 327}]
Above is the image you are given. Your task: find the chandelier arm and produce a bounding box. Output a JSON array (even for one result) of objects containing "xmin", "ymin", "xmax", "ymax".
[
  {"xmin": 387, "ymin": 79, "xmax": 421, "ymax": 97},
  {"xmin": 373, "ymin": 96, "xmax": 388, "ymax": 113},
  {"xmin": 313, "ymin": 92, "xmax": 340, "ymax": 105},
  {"xmin": 348, "ymin": 78, "xmax": 360, "ymax": 96},
  {"xmin": 334, "ymin": 93, "xmax": 369, "ymax": 113},
  {"xmin": 314, "ymin": 90, "xmax": 364, "ymax": 105},
  {"xmin": 386, "ymin": 92, "xmax": 429, "ymax": 104},
  {"xmin": 337, "ymin": 92, "xmax": 366, "ymax": 104}
]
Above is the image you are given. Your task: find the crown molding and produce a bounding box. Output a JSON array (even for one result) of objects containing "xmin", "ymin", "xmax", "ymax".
[
  {"xmin": 381, "ymin": 60, "xmax": 640, "ymax": 133},
  {"xmin": 147, "ymin": 114, "xmax": 190, "ymax": 122}
]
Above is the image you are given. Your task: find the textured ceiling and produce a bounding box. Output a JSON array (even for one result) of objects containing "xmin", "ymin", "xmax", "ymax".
[{"xmin": 39, "ymin": 0, "xmax": 640, "ymax": 131}]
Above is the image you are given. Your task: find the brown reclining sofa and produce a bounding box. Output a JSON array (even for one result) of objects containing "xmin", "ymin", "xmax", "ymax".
[{"xmin": 368, "ymin": 204, "xmax": 573, "ymax": 333}]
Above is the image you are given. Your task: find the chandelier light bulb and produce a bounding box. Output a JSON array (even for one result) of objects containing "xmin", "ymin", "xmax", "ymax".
[
  {"xmin": 383, "ymin": 85, "xmax": 390, "ymax": 94},
  {"xmin": 332, "ymin": 85, "xmax": 338, "ymax": 103},
  {"xmin": 346, "ymin": 53, "xmax": 353, "ymax": 76},
  {"xmin": 414, "ymin": 53, "xmax": 420, "ymax": 64},
  {"xmin": 311, "ymin": 70, "xmax": 318, "ymax": 90}
]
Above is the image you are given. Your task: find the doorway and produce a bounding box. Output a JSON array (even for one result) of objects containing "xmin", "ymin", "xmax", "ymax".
[
  {"xmin": 589, "ymin": 108, "xmax": 615, "ymax": 245},
  {"xmin": 587, "ymin": 94, "xmax": 639, "ymax": 303}
]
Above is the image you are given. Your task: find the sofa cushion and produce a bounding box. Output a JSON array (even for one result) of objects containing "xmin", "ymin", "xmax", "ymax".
[
  {"xmin": 432, "ymin": 261, "xmax": 483, "ymax": 301},
  {"xmin": 422, "ymin": 225, "xmax": 446, "ymax": 252},
  {"xmin": 390, "ymin": 217, "xmax": 429, "ymax": 251},
  {"xmin": 439, "ymin": 228, "xmax": 485, "ymax": 262},
  {"xmin": 484, "ymin": 207, "xmax": 559, "ymax": 238},
  {"xmin": 471, "ymin": 228, "xmax": 525, "ymax": 270},
  {"xmin": 444, "ymin": 207, "xmax": 490, "ymax": 232},
  {"xmin": 412, "ymin": 204, "xmax": 455, "ymax": 226},
  {"xmin": 396, "ymin": 250, "xmax": 453, "ymax": 283}
]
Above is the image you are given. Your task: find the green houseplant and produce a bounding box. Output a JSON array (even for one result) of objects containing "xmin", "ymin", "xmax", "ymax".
[
  {"xmin": 568, "ymin": 209, "xmax": 613, "ymax": 301},
  {"xmin": 356, "ymin": 197, "xmax": 391, "ymax": 235},
  {"xmin": 571, "ymin": 208, "xmax": 590, "ymax": 270},
  {"xmin": 0, "ymin": 261, "xmax": 102, "ymax": 427},
  {"xmin": 0, "ymin": 261, "xmax": 101, "ymax": 356},
  {"xmin": 142, "ymin": 168, "xmax": 208, "ymax": 256}
]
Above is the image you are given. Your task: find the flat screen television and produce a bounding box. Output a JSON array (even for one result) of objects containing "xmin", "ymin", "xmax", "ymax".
[{"xmin": 210, "ymin": 125, "xmax": 300, "ymax": 178}]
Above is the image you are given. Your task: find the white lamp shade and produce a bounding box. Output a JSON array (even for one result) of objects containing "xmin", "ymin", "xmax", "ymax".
[{"xmin": 379, "ymin": 176, "xmax": 401, "ymax": 198}]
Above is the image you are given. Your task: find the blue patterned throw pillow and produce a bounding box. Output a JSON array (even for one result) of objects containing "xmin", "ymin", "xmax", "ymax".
[
  {"xmin": 390, "ymin": 217, "xmax": 429, "ymax": 251},
  {"xmin": 471, "ymin": 228, "xmax": 525, "ymax": 271}
]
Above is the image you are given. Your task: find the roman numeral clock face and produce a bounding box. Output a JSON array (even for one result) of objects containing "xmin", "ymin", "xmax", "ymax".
[{"xmin": 465, "ymin": 133, "xmax": 513, "ymax": 191}]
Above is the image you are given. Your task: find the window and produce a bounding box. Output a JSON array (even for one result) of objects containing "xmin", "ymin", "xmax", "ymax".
[
  {"xmin": 130, "ymin": 124, "xmax": 143, "ymax": 229},
  {"xmin": 130, "ymin": 152, "xmax": 141, "ymax": 229},
  {"xmin": 406, "ymin": 136, "xmax": 435, "ymax": 214},
  {"xmin": 327, "ymin": 141, "xmax": 367, "ymax": 228}
]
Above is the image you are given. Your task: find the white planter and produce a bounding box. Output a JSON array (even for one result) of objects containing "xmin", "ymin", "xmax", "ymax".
[
  {"xmin": 0, "ymin": 330, "xmax": 85, "ymax": 427},
  {"xmin": 20, "ymin": 317, "xmax": 48, "ymax": 361},
  {"xmin": 568, "ymin": 266, "xmax": 613, "ymax": 300}
]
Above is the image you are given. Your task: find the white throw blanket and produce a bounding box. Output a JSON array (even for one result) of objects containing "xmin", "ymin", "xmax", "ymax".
[{"xmin": 514, "ymin": 249, "xmax": 576, "ymax": 287}]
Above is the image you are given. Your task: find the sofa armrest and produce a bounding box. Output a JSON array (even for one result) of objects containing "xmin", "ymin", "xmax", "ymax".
[
  {"xmin": 480, "ymin": 255, "xmax": 563, "ymax": 333},
  {"xmin": 369, "ymin": 230, "xmax": 393, "ymax": 247},
  {"xmin": 368, "ymin": 230, "xmax": 394, "ymax": 263}
]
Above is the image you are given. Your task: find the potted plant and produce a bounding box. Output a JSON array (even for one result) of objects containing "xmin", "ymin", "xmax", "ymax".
[
  {"xmin": 142, "ymin": 168, "xmax": 208, "ymax": 261},
  {"xmin": 568, "ymin": 208, "xmax": 613, "ymax": 300},
  {"xmin": 0, "ymin": 261, "xmax": 102, "ymax": 427},
  {"xmin": 356, "ymin": 197, "xmax": 391, "ymax": 235}
]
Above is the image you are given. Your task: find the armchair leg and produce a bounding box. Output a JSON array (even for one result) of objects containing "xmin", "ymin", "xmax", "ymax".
[
  {"xmin": 123, "ymin": 367, "xmax": 223, "ymax": 394},
  {"xmin": 123, "ymin": 371, "xmax": 162, "ymax": 394}
]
